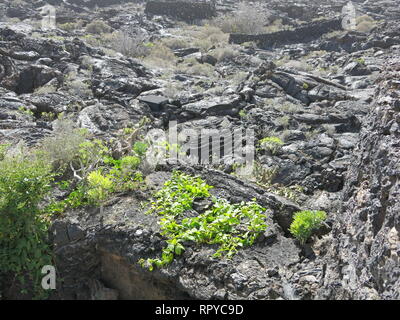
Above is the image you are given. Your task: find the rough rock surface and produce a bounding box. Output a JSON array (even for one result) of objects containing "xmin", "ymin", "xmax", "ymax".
[
  {"xmin": 319, "ymin": 57, "xmax": 400, "ymax": 300},
  {"xmin": 145, "ymin": 1, "xmax": 217, "ymax": 22},
  {"xmin": 229, "ymin": 18, "xmax": 343, "ymax": 48},
  {"xmin": 0, "ymin": 0, "xmax": 399, "ymax": 300}
]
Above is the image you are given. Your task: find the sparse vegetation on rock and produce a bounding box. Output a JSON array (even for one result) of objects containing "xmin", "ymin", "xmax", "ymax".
[{"xmin": 0, "ymin": 0, "xmax": 398, "ymax": 301}]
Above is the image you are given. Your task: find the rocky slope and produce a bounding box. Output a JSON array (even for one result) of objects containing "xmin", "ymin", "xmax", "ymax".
[
  {"xmin": 320, "ymin": 57, "xmax": 400, "ymax": 300},
  {"xmin": 0, "ymin": 0, "xmax": 399, "ymax": 300}
]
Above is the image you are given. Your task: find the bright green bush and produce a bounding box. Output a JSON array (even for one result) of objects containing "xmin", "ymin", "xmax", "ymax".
[
  {"xmin": 87, "ymin": 170, "xmax": 113, "ymax": 206},
  {"xmin": 289, "ymin": 210, "xmax": 327, "ymax": 244},
  {"xmin": 120, "ymin": 156, "xmax": 141, "ymax": 171},
  {"xmin": 133, "ymin": 142, "xmax": 148, "ymax": 158},
  {"xmin": 0, "ymin": 155, "xmax": 54, "ymax": 297},
  {"xmin": 259, "ymin": 136, "xmax": 284, "ymax": 154}
]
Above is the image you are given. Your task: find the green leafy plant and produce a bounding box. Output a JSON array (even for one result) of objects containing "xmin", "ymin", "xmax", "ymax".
[
  {"xmin": 71, "ymin": 139, "xmax": 110, "ymax": 180},
  {"xmin": 0, "ymin": 154, "xmax": 54, "ymax": 297},
  {"xmin": 133, "ymin": 142, "xmax": 148, "ymax": 158},
  {"xmin": 0, "ymin": 143, "xmax": 10, "ymax": 161},
  {"xmin": 355, "ymin": 57, "xmax": 366, "ymax": 65},
  {"xmin": 87, "ymin": 170, "xmax": 113, "ymax": 209},
  {"xmin": 140, "ymin": 171, "xmax": 268, "ymax": 270},
  {"xmin": 149, "ymin": 171, "xmax": 213, "ymax": 217},
  {"xmin": 120, "ymin": 155, "xmax": 141, "ymax": 172},
  {"xmin": 18, "ymin": 106, "xmax": 34, "ymax": 117},
  {"xmin": 104, "ymin": 155, "xmax": 143, "ymax": 191},
  {"xmin": 238, "ymin": 109, "xmax": 247, "ymax": 119},
  {"xmin": 289, "ymin": 210, "xmax": 327, "ymax": 244},
  {"xmin": 40, "ymin": 112, "xmax": 56, "ymax": 122}
]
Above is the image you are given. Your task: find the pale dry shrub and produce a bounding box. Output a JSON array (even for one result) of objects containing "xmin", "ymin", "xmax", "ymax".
[
  {"xmin": 143, "ymin": 43, "xmax": 177, "ymax": 68},
  {"xmin": 212, "ymin": 2, "xmax": 270, "ymax": 34},
  {"xmin": 192, "ymin": 25, "xmax": 229, "ymax": 52},
  {"xmin": 164, "ymin": 82, "xmax": 184, "ymax": 99},
  {"xmin": 263, "ymin": 18, "xmax": 292, "ymax": 33},
  {"xmin": 58, "ymin": 20, "xmax": 83, "ymax": 32},
  {"xmin": 356, "ymin": 15, "xmax": 376, "ymax": 33},
  {"xmin": 176, "ymin": 58, "xmax": 215, "ymax": 77},
  {"xmin": 39, "ymin": 118, "xmax": 86, "ymax": 171},
  {"xmin": 211, "ymin": 46, "xmax": 239, "ymax": 62},
  {"xmin": 281, "ymin": 60, "xmax": 313, "ymax": 72},
  {"xmin": 85, "ymin": 20, "xmax": 112, "ymax": 34},
  {"xmin": 161, "ymin": 37, "xmax": 190, "ymax": 50},
  {"xmin": 64, "ymin": 72, "xmax": 92, "ymax": 98},
  {"xmin": 111, "ymin": 31, "xmax": 150, "ymax": 58}
]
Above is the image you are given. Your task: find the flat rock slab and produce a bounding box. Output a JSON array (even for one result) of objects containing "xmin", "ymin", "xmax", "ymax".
[{"xmin": 138, "ymin": 95, "xmax": 168, "ymax": 112}]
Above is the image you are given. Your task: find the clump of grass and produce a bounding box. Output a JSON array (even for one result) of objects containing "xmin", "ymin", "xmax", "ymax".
[
  {"xmin": 161, "ymin": 37, "xmax": 190, "ymax": 50},
  {"xmin": 176, "ymin": 57, "xmax": 215, "ymax": 77},
  {"xmin": 143, "ymin": 43, "xmax": 177, "ymax": 68},
  {"xmin": 289, "ymin": 210, "xmax": 327, "ymax": 244}
]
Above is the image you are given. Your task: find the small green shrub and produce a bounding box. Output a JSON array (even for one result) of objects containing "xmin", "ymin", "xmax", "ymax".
[
  {"xmin": 259, "ymin": 136, "xmax": 284, "ymax": 154},
  {"xmin": 87, "ymin": 170, "xmax": 113, "ymax": 206},
  {"xmin": 133, "ymin": 142, "xmax": 148, "ymax": 158},
  {"xmin": 120, "ymin": 156, "xmax": 141, "ymax": 171},
  {"xmin": 0, "ymin": 154, "xmax": 54, "ymax": 297},
  {"xmin": 77, "ymin": 139, "xmax": 110, "ymax": 173},
  {"xmin": 239, "ymin": 109, "xmax": 247, "ymax": 118},
  {"xmin": 355, "ymin": 57, "xmax": 366, "ymax": 65},
  {"xmin": 289, "ymin": 210, "xmax": 327, "ymax": 244},
  {"xmin": 18, "ymin": 106, "xmax": 34, "ymax": 116}
]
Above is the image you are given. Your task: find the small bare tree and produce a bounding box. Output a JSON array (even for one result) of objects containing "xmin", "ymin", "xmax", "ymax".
[{"xmin": 111, "ymin": 28, "xmax": 150, "ymax": 58}]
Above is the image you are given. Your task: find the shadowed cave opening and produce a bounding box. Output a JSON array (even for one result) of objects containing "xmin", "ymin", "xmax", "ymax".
[{"xmin": 99, "ymin": 250, "xmax": 192, "ymax": 300}]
